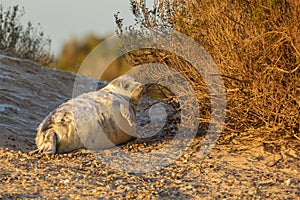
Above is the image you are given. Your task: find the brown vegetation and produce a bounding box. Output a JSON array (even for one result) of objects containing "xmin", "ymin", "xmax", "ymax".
[{"xmin": 115, "ymin": 0, "xmax": 300, "ymax": 138}]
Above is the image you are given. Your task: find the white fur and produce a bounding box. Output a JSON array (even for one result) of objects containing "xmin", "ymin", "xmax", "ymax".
[{"xmin": 30, "ymin": 75, "xmax": 144, "ymax": 154}]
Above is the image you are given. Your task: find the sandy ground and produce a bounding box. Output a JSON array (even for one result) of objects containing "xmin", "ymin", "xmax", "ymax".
[{"xmin": 0, "ymin": 55, "xmax": 299, "ymax": 199}]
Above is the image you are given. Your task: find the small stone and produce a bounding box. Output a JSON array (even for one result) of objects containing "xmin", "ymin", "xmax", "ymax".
[
  {"xmin": 285, "ymin": 179, "xmax": 291, "ymax": 186},
  {"xmin": 64, "ymin": 179, "xmax": 70, "ymax": 184}
]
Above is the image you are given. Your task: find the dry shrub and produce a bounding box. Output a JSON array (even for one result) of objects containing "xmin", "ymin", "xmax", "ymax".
[
  {"xmin": 116, "ymin": 0, "xmax": 300, "ymax": 137},
  {"xmin": 0, "ymin": 5, "xmax": 53, "ymax": 66}
]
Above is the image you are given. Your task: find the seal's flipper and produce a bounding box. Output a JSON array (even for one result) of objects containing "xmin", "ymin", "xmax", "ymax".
[
  {"xmin": 28, "ymin": 148, "xmax": 40, "ymax": 155},
  {"xmin": 119, "ymin": 103, "xmax": 134, "ymax": 127},
  {"xmin": 36, "ymin": 132, "xmax": 58, "ymax": 154},
  {"xmin": 112, "ymin": 101, "xmax": 135, "ymax": 135}
]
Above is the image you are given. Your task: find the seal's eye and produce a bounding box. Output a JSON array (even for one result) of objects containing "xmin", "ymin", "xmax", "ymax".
[{"xmin": 124, "ymin": 83, "xmax": 129, "ymax": 89}]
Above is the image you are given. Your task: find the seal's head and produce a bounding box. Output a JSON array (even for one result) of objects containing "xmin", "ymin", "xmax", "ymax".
[{"xmin": 103, "ymin": 75, "xmax": 145, "ymax": 104}]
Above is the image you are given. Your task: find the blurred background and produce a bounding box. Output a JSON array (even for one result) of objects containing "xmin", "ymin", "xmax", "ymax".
[{"xmin": 1, "ymin": 0, "xmax": 136, "ymax": 80}]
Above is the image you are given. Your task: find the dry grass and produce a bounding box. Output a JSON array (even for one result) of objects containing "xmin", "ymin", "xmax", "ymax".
[{"xmin": 115, "ymin": 0, "xmax": 300, "ymax": 138}]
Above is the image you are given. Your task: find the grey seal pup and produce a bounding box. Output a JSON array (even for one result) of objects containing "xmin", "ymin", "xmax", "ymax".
[{"xmin": 30, "ymin": 75, "xmax": 144, "ymax": 154}]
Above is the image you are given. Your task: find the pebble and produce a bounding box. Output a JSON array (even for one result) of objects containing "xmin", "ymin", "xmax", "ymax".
[{"xmin": 0, "ymin": 135, "xmax": 298, "ymax": 199}]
